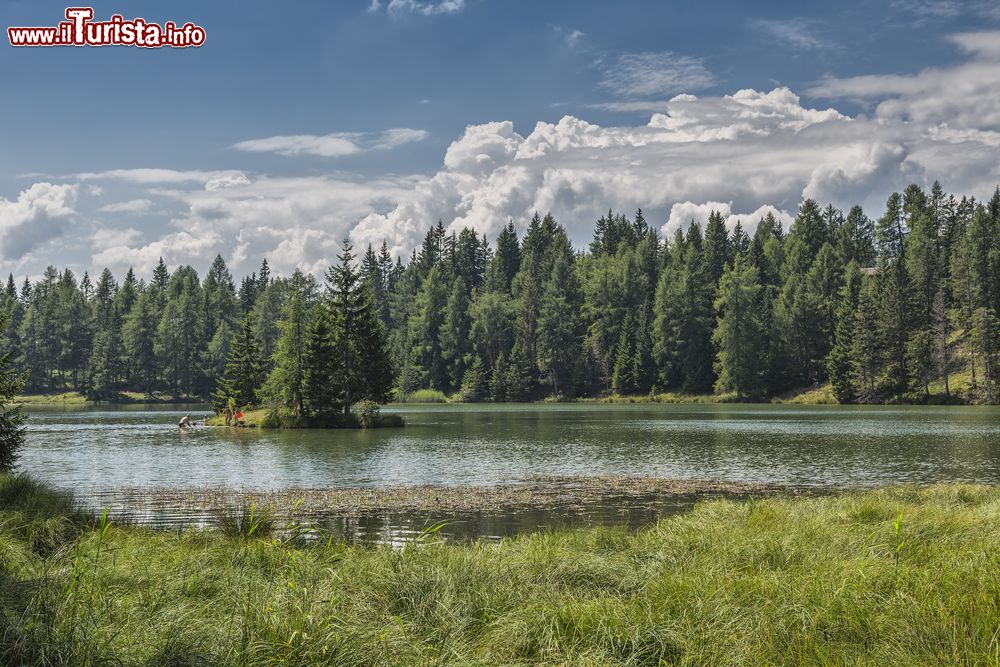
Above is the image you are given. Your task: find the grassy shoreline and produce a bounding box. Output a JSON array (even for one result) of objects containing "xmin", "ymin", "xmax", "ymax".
[
  {"xmin": 14, "ymin": 391, "xmax": 206, "ymax": 406},
  {"xmin": 15, "ymin": 379, "xmax": 987, "ymax": 408},
  {"xmin": 2, "ymin": 475, "xmax": 999, "ymax": 664}
]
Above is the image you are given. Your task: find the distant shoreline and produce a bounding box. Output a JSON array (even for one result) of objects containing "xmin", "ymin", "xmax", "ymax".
[{"xmin": 15, "ymin": 384, "xmax": 984, "ymax": 408}]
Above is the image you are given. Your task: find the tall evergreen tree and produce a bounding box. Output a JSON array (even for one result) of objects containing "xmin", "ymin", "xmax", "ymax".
[
  {"xmin": 485, "ymin": 221, "xmax": 521, "ymax": 294},
  {"xmin": 262, "ymin": 272, "xmax": 312, "ymax": 417},
  {"xmin": 0, "ymin": 310, "xmax": 25, "ymax": 473},
  {"xmin": 215, "ymin": 313, "xmax": 265, "ymax": 410},
  {"xmin": 713, "ymin": 255, "xmax": 767, "ymax": 400},
  {"xmin": 537, "ymin": 240, "xmax": 585, "ymax": 396}
]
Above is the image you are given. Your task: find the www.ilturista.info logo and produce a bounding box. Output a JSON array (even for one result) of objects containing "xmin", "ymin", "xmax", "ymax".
[{"xmin": 8, "ymin": 8, "xmax": 205, "ymax": 48}]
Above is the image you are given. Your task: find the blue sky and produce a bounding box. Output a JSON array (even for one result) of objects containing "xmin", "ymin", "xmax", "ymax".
[{"xmin": 2, "ymin": 0, "xmax": 999, "ymax": 279}]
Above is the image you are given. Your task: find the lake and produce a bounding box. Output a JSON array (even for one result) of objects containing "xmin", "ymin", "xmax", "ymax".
[{"xmin": 18, "ymin": 403, "xmax": 1000, "ymax": 542}]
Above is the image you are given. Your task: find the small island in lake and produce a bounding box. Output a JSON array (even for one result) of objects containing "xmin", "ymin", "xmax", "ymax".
[{"xmin": 206, "ymin": 241, "xmax": 402, "ymax": 429}]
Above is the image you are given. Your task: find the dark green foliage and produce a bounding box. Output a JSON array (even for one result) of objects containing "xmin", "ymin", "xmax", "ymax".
[
  {"xmin": 303, "ymin": 305, "xmax": 342, "ymax": 417},
  {"xmin": 485, "ymin": 221, "xmax": 521, "ymax": 293},
  {"xmin": 537, "ymin": 237, "xmax": 585, "ymax": 396},
  {"xmin": 8, "ymin": 181, "xmax": 1000, "ymax": 407},
  {"xmin": 459, "ymin": 356, "xmax": 489, "ymax": 402},
  {"xmin": 0, "ymin": 312, "xmax": 25, "ymax": 472},
  {"xmin": 261, "ymin": 272, "xmax": 312, "ymax": 417},
  {"xmin": 214, "ymin": 313, "xmax": 264, "ymax": 411},
  {"xmin": 828, "ymin": 263, "xmax": 863, "ymax": 403},
  {"xmin": 712, "ymin": 255, "xmax": 767, "ymax": 400}
]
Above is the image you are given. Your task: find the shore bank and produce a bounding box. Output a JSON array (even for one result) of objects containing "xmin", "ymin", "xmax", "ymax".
[
  {"xmin": 2, "ymin": 476, "xmax": 998, "ymax": 664},
  {"xmin": 15, "ymin": 391, "xmax": 206, "ymax": 406},
  {"xmin": 203, "ymin": 408, "xmax": 404, "ymax": 429}
]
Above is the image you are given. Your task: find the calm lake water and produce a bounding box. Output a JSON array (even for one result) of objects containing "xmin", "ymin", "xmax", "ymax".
[{"xmin": 17, "ymin": 403, "xmax": 1000, "ymax": 542}]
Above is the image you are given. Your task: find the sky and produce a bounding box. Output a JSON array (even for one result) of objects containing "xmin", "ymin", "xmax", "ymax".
[{"xmin": 2, "ymin": 0, "xmax": 1000, "ymax": 280}]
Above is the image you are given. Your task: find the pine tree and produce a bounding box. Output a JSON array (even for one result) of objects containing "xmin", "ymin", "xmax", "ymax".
[
  {"xmin": 469, "ymin": 291, "xmax": 514, "ymax": 372},
  {"xmin": 251, "ymin": 280, "xmax": 286, "ymax": 371},
  {"xmin": 328, "ymin": 238, "xmax": 394, "ymax": 410},
  {"xmin": 303, "ymin": 304, "xmax": 343, "ymax": 418},
  {"xmin": 930, "ymin": 286, "xmax": 952, "ymax": 400},
  {"xmin": 611, "ymin": 313, "xmax": 637, "ymax": 395},
  {"xmin": 155, "ymin": 268, "xmax": 205, "ymax": 397},
  {"xmin": 631, "ymin": 307, "xmax": 656, "ymax": 395},
  {"xmin": 852, "ymin": 276, "xmax": 881, "ymax": 402},
  {"xmin": 459, "ymin": 356, "xmax": 489, "ymax": 402},
  {"xmin": 440, "ymin": 277, "xmax": 472, "ymax": 393},
  {"xmin": 0, "ymin": 311, "xmax": 26, "ymax": 472},
  {"xmin": 537, "ymin": 239, "xmax": 584, "ymax": 396},
  {"xmin": 838, "ymin": 205, "xmax": 876, "ymax": 267},
  {"xmin": 152, "ymin": 258, "xmax": 170, "ymax": 295},
  {"xmin": 215, "ymin": 313, "xmax": 264, "ymax": 410},
  {"xmin": 490, "ymin": 352, "xmax": 510, "ymax": 402},
  {"xmin": 713, "ymin": 255, "xmax": 767, "ymax": 400},
  {"xmin": 512, "ymin": 213, "xmax": 560, "ymax": 377},
  {"xmin": 969, "ymin": 306, "xmax": 999, "ymax": 402},
  {"xmin": 261, "ymin": 274, "xmax": 311, "ymax": 416},
  {"xmin": 828, "ymin": 262, "xmax": 862, "ymax": 403},
  {"xmin": 653, "ymin": 224, "xmax": 715, "ymax": 393},
  {"xmin": 408, "ymin": 264, "xmax": 449, "ymax": 391},
  {"xmin": 124, "ymin": 291, "xmax": 159, "ymax": 396},
  {"xmin": 485, "ymin": 221, "xmax": 521, "ymax": 294},
  {"xmin": 703, "ymin": 209, "xmax": 731, "ymax": 286}
]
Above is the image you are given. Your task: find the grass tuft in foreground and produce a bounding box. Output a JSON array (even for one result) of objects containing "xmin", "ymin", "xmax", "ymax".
[{"xmin": 2, "ymin": 475, "xmax": 1000, "ymax": 664}]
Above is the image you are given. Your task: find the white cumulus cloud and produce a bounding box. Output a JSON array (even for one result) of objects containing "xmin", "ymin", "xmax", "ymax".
[
  {"xmin": 75, "ymin": 31, "xmax": 1000, "ymax": 279},
  {"xmin": 807, "ymin": 31, "xmax": 1000, "ymax": 130},
  {"xmin": 0, "ymin": 183, "xmax": 77, "ymax": 261}
]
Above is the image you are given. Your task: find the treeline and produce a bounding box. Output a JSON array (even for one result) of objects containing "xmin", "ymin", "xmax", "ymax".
[{"xmin": 3, "ymin": 181, "xmax": 999, "ymax": 405}]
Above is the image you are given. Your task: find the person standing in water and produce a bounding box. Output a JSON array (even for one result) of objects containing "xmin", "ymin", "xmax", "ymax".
[
  {"xmin": 178, "ymin": 414, "xmax": 191, "ymax": 428},
  {"xmin": 223, "ymin": 406, "xmax": 232, "ymax": 427}
]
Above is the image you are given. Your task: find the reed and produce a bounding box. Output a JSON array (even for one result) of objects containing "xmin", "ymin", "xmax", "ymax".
[{"xmin": 2, "ymin": 474, "xmax": 999, "ymax": 665}]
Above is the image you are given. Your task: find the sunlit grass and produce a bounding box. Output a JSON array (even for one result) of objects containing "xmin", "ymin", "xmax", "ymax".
[
  {"xmin": 395, "ymin": 388, "xmax": 450, "ymax": 403},
  {"xmin": 13, "ymin": 391, "xmax": 89, "ymax": 405},
  {"xmin": 2, "ymin": 474, "xmax": 1000, "ymax": 664}
]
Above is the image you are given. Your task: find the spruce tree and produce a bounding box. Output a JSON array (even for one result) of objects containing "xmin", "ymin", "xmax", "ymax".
[
  {"xmin": 852, "ymin": 276, "xmax": 881, "ymax": 402},
  {"xmin": 215, "ymin": 313, "xmax": 264, "ymax": 410},
  {"xmin": 123, "ymin": 291, "xmax": 159, "ymax": 396},
  {"xmin": 407, "ymin": 264, "xmax": 449, "ymax": 391},
  {"xmin": 828, "ymin": 263, "xmax": 862, "ymax": 403},
  {"xmin": 485, "ymin": 221, "xmax": 522, "ymax": 294},
  {"xmin": 440, "ymin": 277, "xmax": 472, "ymax": 393},
  {"xmin": 262, "ymin": 275, "xmax": 311, "ymax": 416},
  {"xmin": 713, "ymin": 255, "xmax": 767, "ymax": 400},
  {"xmin": 537, "ymin": 240, "xmax": 584, "ymax": 396},
  {"xmin": 459, "ymin": 356, "xmax": 489, "ymax": 402},
  {"xmin": 328, "ymin": 239, "xmax": 395, "ymax": 410},
  {"xmin": 0, "ymin": 311, "xmax": 25, "ymax": 472},
  {"xmin": 611, "ymin": 313, "xmax": 637, "ymax": 395},
  {"xmin": 303, "ymin": 304, "xmax": 342, "ymax": 418}
]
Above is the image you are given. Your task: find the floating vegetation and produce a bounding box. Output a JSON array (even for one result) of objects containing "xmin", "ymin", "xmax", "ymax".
[{"xmin": 86, "ymin": 476, "xmax": 790, "ymax": 528}]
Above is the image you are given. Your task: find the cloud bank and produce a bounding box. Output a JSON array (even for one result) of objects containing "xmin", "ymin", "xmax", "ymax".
[{"xmin": 9, "ymin": 30, "xmax": 999, "ymax": 280}]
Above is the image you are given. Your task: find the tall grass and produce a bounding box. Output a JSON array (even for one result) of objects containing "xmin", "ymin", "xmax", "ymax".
[
  {"xmin": 395, "ymin": 388, "xmax": 450, "ymax": 403},
  {"xmin": 2, "ymin": 477, "xmax": 1000, "ymax": 664}
]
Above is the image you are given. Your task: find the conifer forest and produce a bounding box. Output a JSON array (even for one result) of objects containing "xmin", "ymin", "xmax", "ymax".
[{"xmin": 5, "ymin": 181, "xmax": 999, "ymax": 408}]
